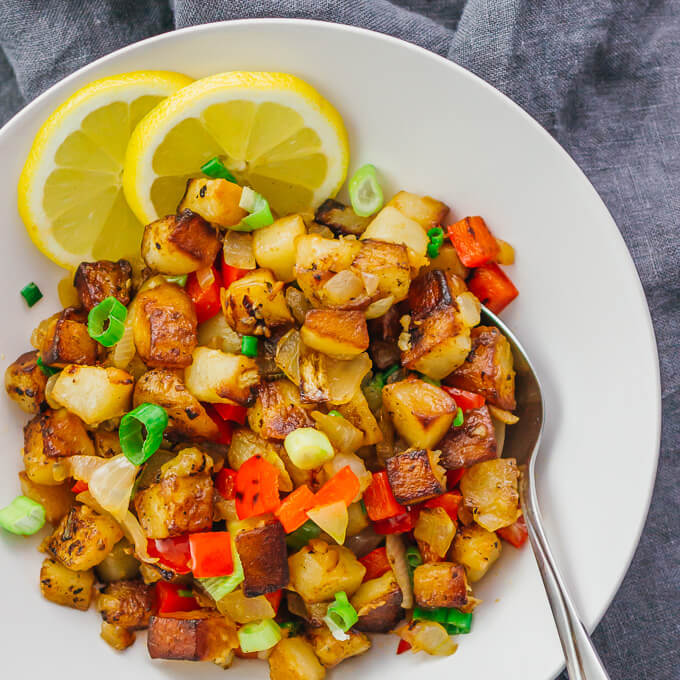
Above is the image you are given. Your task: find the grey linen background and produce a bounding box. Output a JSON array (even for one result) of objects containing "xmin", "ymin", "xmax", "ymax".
[{"xmin": 0, "ymin": 2, "xmax": 678, "ymax": 678}]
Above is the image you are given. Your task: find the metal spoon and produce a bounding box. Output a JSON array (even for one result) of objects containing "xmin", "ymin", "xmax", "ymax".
[{"xmin": 481, "ymin": 306, "xmax": 611, "ymax": 680}]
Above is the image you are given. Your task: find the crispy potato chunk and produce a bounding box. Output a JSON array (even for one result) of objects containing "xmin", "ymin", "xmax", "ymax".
[
  {"xmin": 460, "ymin": 458, "xmax": 520, "ymax": 531},
  {"xmin": 288, "ymin": 539, "xmax": 366, "ymax": 604},
  {"xmin": 141, "ymin": 210, "xmax": 220, "ymax": 274},
  {"xmin": 222, "ymin": 268, "xmax": 293, "ymax": 336},
  {"xmin": 100, "ymin": 622, "xmax": 135, "ymax": 650},
  {"xmin": 382, "ymin": 377, "xmax": 457, "ymax": 449},
  {"xmin": 93, "ymin": 429, "xmax": 123, "ymax": 458},
  {"xmin": 40, "ymin": 558, "xmax": 94, "ymax": 610},
  {"xmin": 4, "ymin": 350, "xmax": 47, "ymax": 413},
  {"xmin": 51, "ymin": 365, "xmax": 134, "ymax": 425},
  {"xmin": 445, "ymin": 326, "xmax": 516, "ymax": 410},
  {"xmin": 41, "ymin": 308, "xmax": 99, "ymax": 367},
  {"xmin": 367, "ymin": 306, "xmax": 401, "ymax": 370},
  {"xmin": 337, "ymin": 389, "xmax": 382, "ymax": 446},
  {"xmin": 386, "ymin": 191, "xmax": 449, "ymax": 229},
  {"xmin": 301, "ymin": 309, "xmax": 369, "ymax": 360},
  {"xmin": 46, "ymin": 504, "xmax": 123, "ymax": 570},
  {"xmin": 350, "ymin": 571, "xmax": 403, "ymax": 633},
  {"xmin": 438, "ymin": 405, "xmax": 497, "ymax": 469},
  {"xmin": 413, "ymin": 562, "xmax": 468, "ymax": 609},
  {"xmin": 314, "ymin": 199, "xmax": 369, "ymax": 237},
  {"xmin": 350, "ymin": 239, "xmax": 412, "ymax": 304},
  {"xmin": 19, "ymin": 472, "xmax": 74, "ymax": 523},
  {"xmin": 451, "ymin": 524, "xmax": 502, "ymax": 582},
  {"xmin": 134, "ymin": 369, "xmax": 218, "ymax": 440},
  {"xmin": 178, "ymin": 177, "xmax": 247, "ymax": 228},
  {"xmin": 269, "ymin": 637, "xmax": 326, "ymax": 680},
  {"xmin": 97, "ymin": 580, "xmax": 154, "ymax": 629},
  {"xmin": 307, "ymin": 625, "xmax": 371, "ymax": 667},
  {"xmin": 73, "ymin": 259, "xmax": 132, "ymax": 311},
  {"xmin": 253, "ymin": 214, "xmax": 307, "ymax": 282},
  {"xmin": 385, "ymin": 448, "xmax": 446, "ymax": 505},
  {"xmin": 184, "ymin": 346, "xmax": 259, "ymax": 405},
  {"xmin": 422, "ymin": 242, "xmax": 468, "ymax": 280},
  {"xmin": 248, "ymin": 379, "xmax": 312, "ymax": 440},
  {"xmin": 133, "ymin": 282, "xmax": 197, "ymax": 368},
  {"xmin": 235, "ymin": 520, "xmax": 289, "ymax": 596}
]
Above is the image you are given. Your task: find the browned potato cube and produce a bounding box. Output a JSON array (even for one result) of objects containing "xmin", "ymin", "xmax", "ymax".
[
  {"xmin": 445, "ymin": 325, "xmax": 516, "ymax": 410},
  {"xmin": 46, "ymin": 504, "xmax": 123, "ymax": 570},
  {"xmin": 4, "ymin": 350, "xmax": 47, "ymax": 413},
  {"xmin": 385, "ymin": 448, "xmax": 446, "ymax": 505},
  {"xmin": 438, "ymin": 405, "xmax": 497, "ymax": 469},
  {"xmin": 100, "ymin": 622, "xmax": 135, "ymax": 650},
  {"xmin": 41, "ymin": 308, "xmax": 99, "ymax": 367},
  {"xmin": 307, "ymin": 625, "xmax": 371, "ymax": 667},
  {"xmin": 40, "ymin": 557, "xmax": 94, "ymax": 610},
  {"xmin": 422, "ymin": 242, "xmax": 468, "ymax": 280},
  {"xmin": 133, "ymin": 282, "xmax": 197, "ymax": 368},
  {"xmin": 367, "ymin": 306, "xmax": 401, "ymax": 370},
  {"xmin": 141, "ymin": 210, "xmax": 220, "ymax": 274},
  {"xmin": 93, "ymin": 429, "xmax": 122, "ymax": 458},
  {"xmin": 350, "ymin": 571, "xmax": 403, "ymax": 633},
  {"xmin": 178, "ymin": 177, "xmax": 247, "ymax": 229},
  {"xmin": 252, "ymin": 214, "xmax": 307, "ymax": 282},
  {"xmin": 314, "ymin": 199, "xmax": 370, "ymax": 237},
  {"xmin": 386, "ymin": 191, "xmax": 449, "ymax": 229},
  {"xmin": 19, "ymin": 471, "xmax": 74, "ymax": 523},
  {"xmin": 301, "ymin": 309, "xmax": 369, "ymax": 360},
  {"xmin": 450, "ymin": 524, "xmax": 502, "ymax": 583},
  {"xmin": 248, "ymin": 379, "xmax": 312, "ymax": 440},
  {"xmin": 97, "ymin": 580, "xmax": 154, "ymax": 629},
  {"xmin": 350, "ymin": 239, "xmax": 412, "ymax": 304},
  {"xmin": 269, "ymin": 637, "xmax": 326, "ymax": 680},
  {"xmin": 147, "ymin": 611, "xmax": 238, "ymax": 663},
  {"xmin": 73, "ymin": 259, "xmax": 132, "ymax": 311},
  {"xmin": 235, "ymin": 520, "xmax": 289, "ymax": 596},
  {"xmin": 413, "ymin": 562, "xmax": 468, "ymax": 609}
]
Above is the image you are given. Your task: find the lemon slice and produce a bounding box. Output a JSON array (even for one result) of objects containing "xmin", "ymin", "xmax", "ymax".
[
  {"xmin": 18, "ymin": 71, "xmax": 193, "ymax": 269},
  {"xmin": 123, "ymin": 72, "xmax": 349, "ymax": 223}
]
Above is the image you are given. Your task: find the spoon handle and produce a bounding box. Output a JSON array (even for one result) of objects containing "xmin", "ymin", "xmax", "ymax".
[{"xmin": 522, "ymin": 477, "xmax": 611, "ymax": 680}]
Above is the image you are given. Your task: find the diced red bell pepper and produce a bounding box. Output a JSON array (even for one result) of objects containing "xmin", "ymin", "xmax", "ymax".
[
  {"xmin": 424, "ymin": 491, "xmax": 463, "ymax": 522},
  {"xmin": 441, "ymin": 386, "xmax": 485, "ymax": 411},
  {"xmin": 265, "ymin": 589, "xmax": 283, "ymax": 613},
  {"xmin": 467, "ymin": 262, "xmax": 519, "ymax": 314},
  {"xmin": 188, "ymin": 531, "xmax": 234, "ymax": 578},
  {"xmin": 396, "ymin": 639, "xmax": 412, "ymax": 655},
  {"xmin": 154, "ymin": 581, "xmax": 199, "ymax": 614},
  {"xmin": 447, "ymin": 216, "xmax": 499, "ymax": 267},
  {"xmin": 359, "ymin": 546, "xmax": 391, "ymax": 581},
  {"xmin": 214, "ymin": 402, "xmax": 248, "ymax": 425},
  {"xmin": 205, "ymin": 404, "xmax": 234, "ymax": 445},
  {"xmin": 276, "ymin": 485, "xmax": 316, "ymax": 533},
  {"xmin": 497, "ymin": 516, "xmax": 529, "ymax": 548},
  {"xmin": 235, "ymin": 455, "xmax": 281, "ymax": 520},
  {"xmin": 186, "ymin": 265, "xmax": 222, "ymax": 323},
  {"xmin": 215, "ymin": 468, "xmax": 237, "ymax": 500},
  {"xmin": 312, "ymin": 466, "xmax": 361, "ymax": 509},
  {"xmin": 222, "ymin": 256, "xmax": 249, "ymax": 289},
  {"xmin": 147, "ymin": 535, "xmax": 192, "ymax": 574},
  {"xmin": 71, "ymin": 480, "xmax": 88, "ymax": 494},
  {"xmin": 373, "ymin": 508, "xmax": 419, "ymax": 535},
  {"xmin": 446, "ymin": 468, "xmax": 466, "ymax": 489},
  {"xmin": 363, "ymin": 471, "xmax": 405, "ymax": 521}
]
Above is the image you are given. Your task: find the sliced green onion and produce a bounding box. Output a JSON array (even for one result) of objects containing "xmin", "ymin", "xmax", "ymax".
[
  {"xmin": 164, "ymin": 274, "xmax": 188, "ymax": 287},
  {"xmin": 238, "ymin": 618, "xmax": 282, "ymax": 653},
  {"xmin": 286, "ymin": 519, "xmax": 321, "ymax": 551},
  {"xmin": 349, "ymin": 164, "xmax": 383, "ymax": 217},
  {"xmin": 412, "ymin": 606, "xmax": 472, "ymax": 635},
  {"xmin": 427, "ymin": 227, "xmax": 445, "ymax": 259},
  {"xmin": 284, "ymin": 428, "xmax": 334, "ymax": 470},
  {"xmin": 453, "ymin": 407, "xmax": 464, "ymax": 427},
  {"xmin": 87, "ymin": 296, "xmax": 127, "ymax": 347},
  {"xmin": 328, "ymin": 410, "xmax": 343, "ymax": 418},
  {"xmin": 177, "ymin": 589, "xmax": 194, "ymax": 598},
  {"xmin": 199, "ymin": 547, "xmax": 244, "ymax": 600},
  {"xmin": 279, "ymin": 620, "xmax": 303, "ymax": 636},
  {"xmin": 383, "ymin": 364, "xmax": 400, "ymax": 381},
  {"xmin": 369, "ymin": 363, "xmax": 400, "ymax": 392},
  {"xmin": 359, "ymin": 499, "xmax": 367, "ymax": 515},
  {"xmin": 405, "ymin": 545, "xmax": 423, "ymax": 569},
  {"xmin": 323, "ymin": 591, "xmax": 358, "ymax": 640},
  {"xmin": 201, "ymin": 157, "xmax": 237, "ymax": 183},
  {"xmin": 241, "ymin": 335, "xmax": 258, "ymax": 357},
  {"xmin": 36, "ymin": 356, "xmax": 59, "ymax": 377},
  {"xmin": 20, "ymin": 282, "xmax": 42, "ymax": 307},
  {"xmin": 235, "ymin": 187, "xmax": 274, "ymax": 231},
  {"xmin": 119, "ymin": 403, "xmax": 168, "ymax": 465},
  {"xmin": 0, "ymin": 496, "xmax": 45, "ymax": 535}
]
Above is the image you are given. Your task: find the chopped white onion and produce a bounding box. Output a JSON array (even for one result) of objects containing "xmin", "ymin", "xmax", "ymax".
[
  {"xmin": 88, "ymin": 454, "xmax": 139, "ymax": 521},
  {"xmin": 386, "ymin": 533, "xmax": 414, "ymax": 609},
  {"xmin": 223, "ymin": 231, "xmax": 256, "ymax": 269},
  {"xmin": 195, "ymin": 266, "xmax": 215, "ymax": 290},
  {"xmin": 364, "ymin": 295, "xmax": 394, "ymax": 320},
  {"xmin": 323, "ymin": 270, "xmax": 365, "ymax": 305},
  {"xmin": 238, "ymin": 186, "xmax": 258, "ymax": 212},
  {"xmin": 456, "ymin": 292, "xmax": 481, "ymax": 327},
  {"xmin": 360, "ymin": 271, "xmax": 379, "ymax": 296},
  {"xmin": 111, "ymin": 309, "xmax": 136, "ymax": 368}
]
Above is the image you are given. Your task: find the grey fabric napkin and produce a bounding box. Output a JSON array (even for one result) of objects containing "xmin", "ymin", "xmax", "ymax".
[{"xmin": 0, "ymin": 2, "xmax": 678, "ymax": 679}]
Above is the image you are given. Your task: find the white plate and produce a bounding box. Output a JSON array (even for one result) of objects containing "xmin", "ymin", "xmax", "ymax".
[{"xmin": 0, "ymin": 19, "xmax": 660, "ymax": 680}]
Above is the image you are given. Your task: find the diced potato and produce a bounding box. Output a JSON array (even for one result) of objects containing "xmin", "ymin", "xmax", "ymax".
[
  {"xmin": 4, "ymin": 350, "xmax": 47, "ymax": 413},
  {"xmin": 248, "ymin": 379, "xmax": 312, "ymax": 440},
  {"xmin": 215, "ymin": 587, "xmax": 276, "ymax": 623},
  {"xmin": 93, "ymin": 429, "xmax": 123, "ymax": 458},
  {"xmin": 451, "ymin": 524, "xmax": 502, "ymax": 582},
  {"xmin": 495, "ymin": 238, "xmax": 515, "ymax": 265},
  {"xmin": 438, "ymin": 405, "xmax": 497, "ymax": 469},
  {"xmin": 19, "ymin": 471, "xmax": 74, "ymax": 523},
  {"xmin": 360, "ymin": 206, "xmax": 428, "ymax": 268},
  {"xmin": 46, "ymin": 504, "xmax": 123, "ymax": 570},
  {"xmin": 41, "ymin": 308, "xmax": 99, "ymax": 367},
  {"xmin": 385, "ymin": 448, "xmax": 446, "ymax": 505},
  {"xmin": 337, "ymin": 389, "xmax": 382, "ymax": 446},
  {"xmin": 133, "ymin": 368, "xmax": 218, "ymax": 440},
  {"xmin": 253, "ymin": 214, "xmax": 306, "ymax": 282},
  {"xmin": 269, "ymin": 637, "xmax": 326, "ymax": 680},
  {"xmin": 197, "ymin": 312, "xmax": 242, "ymax": 353},
  {"xmin": 40, "ymin": 558, "xmax": 94, "ymax": 610},
  {"xmin": 382, "ymin": 377, "xmax": 457, "ymax": 449},
  {"xmin": 288, "ymin": 539, "xmax": 365, "ymax": 604},
  {"xmin": 413, "ymin": 562, "xmax": 468, "ymax": 609},
  {"xmin": 141, "ymin": 210, "xmax": 220, "ymax": 274},
  {"xmin": 386, "ymin": 191, "xmax": 449, "ymax": 229},
  {"xmin": 50, "ymin": 365, "xmax": 133, "ymax": 425},
  {"xmin": 73, "ymin": 259, "xmax": 132, "ymax": 311},
  {"xmin": 97, "ymin": 580, "xmax": 154, "ymax": 629},
  {"xmin": 314, "ymin": 199, "xmax": 369, "ymax": 237},
  {"xmin": 414, "ymin": 507, "xmax": 456, "ymax": 559},
  {"xmin": 222, "ymin": 268, "xmax": 294, "ymax": 335},
  {"xmin": 307, "ymin": 625, "xmax": 371, "ymax": 667},
  {"xmin": 178, "ymin": 177, "xmax": 247, "ymax": 229},
  {"xmin": 423, "ymin": 242, "xmax": 469, "ymax": 279},
  {"xmin": 95, "ymin": 539, "xmax": 141, "ymax": 582},
  {"xmin": 100, "ymin": 622, "xmax": 135, "ymax": 651},
  {"xmin": 301, "ymin": 309, "xmax": 369, "ymax": 359},
  {"xmin": 184, "ymin": 346, "xmax": 259, "ymax": 405},
  {"xmin": 460, "ymin": 458, "xmax": 521, "ymax": 531},
  {"xmin": 133, "ymin": 282, "xmax": 197, "ymax": 368},
  {"xmin": 445, "ymin": 326, "xmax": 517, "ymax": 410},
  {"xmin": 350, "ymin": 239, "xmax": 412, "ymax": 304},
  {"xmin": 350, "ymin": 571, "xmax": 403, "ymax": 633},
  {"xmin": 235, "ymin": 521, "xmax": 289, "ymax": 597}
]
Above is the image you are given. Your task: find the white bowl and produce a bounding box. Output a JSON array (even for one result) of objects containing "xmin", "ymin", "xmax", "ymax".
[{"xmin": 0, "ymin": 19, "xmax": 660, "ymax": 680}]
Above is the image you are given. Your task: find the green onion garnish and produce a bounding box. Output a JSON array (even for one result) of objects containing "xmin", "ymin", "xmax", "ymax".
[
  {"xmin": 36, "ymin": 356, "xmax": 59, "ymax": 377},
  {"xmin": 369, "ymin": 363, "xmax": 401, "ymax": 392},
  {"xmin": 383, "ymin": 364, "xmax": 400, "ymax": 381},
  {"xmin": 119, "ymin": 403, "xmax": 168, "ymax": 465},
  {"xmin": 199, "ymin": 548, "xmax": 244, "ymax": 601},
  {"xmin": 238, "ymin": 619, "xmax": 282, "ymax": 653},
  {"xmin": 177, "ymin": 589, "xmax": 194, "ymax": 598},
  {"xmin": 286, "ymin": 519, "xmax": 321, "ymax": 551},
  {"xmin": 323, "ymin": 591, "xmax": 358, "ymax": 640},
  {"xmin": 165, "ymin": 274, "xmax": 188, "ymax": 287},
  {"xmin": 0, "ymin": 496, "xmax": 45, "ymax": 535},
  {"xmin": 405, "ymin": 545, "xmax": 423, "ymax": 569},
  {"xmin": 87, "ymin": 296, "xmax": 127, "ymax": 347},
  {"xmin": 349, "ymin": 164, "xmax": 383, "ymax": 217},
  {"xmin": 412, "ymin": 605, "xmax": 472, "ymax": 635},
  {"xmin": 201, "ymin": 157, "xmax": 237, "ymax": 184},
  {"xmin": 235, "ymin": 187, "xmax": 274, "ymax": 231},
  {"xmin": 279, "ymin": 620, "xmax": 303, "ymax": 636},
  {"xmin": 328, "ymin": 410, "xmax": 343, "ymax": 418},
  {"xmin": 453, "ymin": 407, "xmax": 464, "ymax": 427},
  {"xmin": 241, "ymin": 335, "xmax": 258, "ymax": 357},
  {"xmin": 427, "ymin": 227, "xmax": 445, "ymax": 259},
  {"xmin": 20, "ymin": 282, "xmax": 42, "ymax": 307}
]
